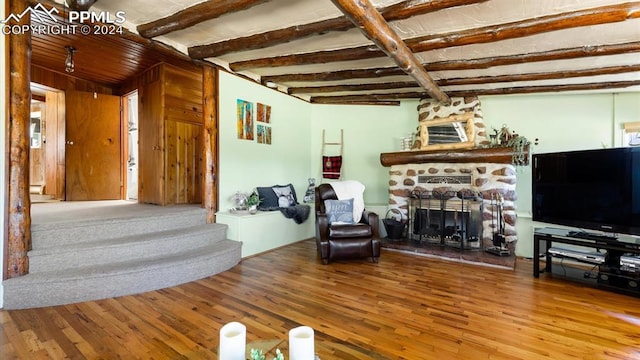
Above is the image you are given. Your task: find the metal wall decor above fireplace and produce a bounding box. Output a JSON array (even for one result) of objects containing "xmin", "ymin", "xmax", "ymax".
[
  {"xmin": 418, "ymin": 175, "xmax": 472, "ymax": 184},
  {"xmin": 407, "ymin": 189, "xmax": 483, "ymax": 250}
]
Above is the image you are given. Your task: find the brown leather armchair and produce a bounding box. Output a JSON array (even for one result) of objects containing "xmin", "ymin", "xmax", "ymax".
[{"xmin": 315, "ymin": 183, "xmax": 381, "ymax": 264}]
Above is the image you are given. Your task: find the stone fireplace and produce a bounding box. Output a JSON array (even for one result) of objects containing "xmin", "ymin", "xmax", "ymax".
[
  {"xmin": 386, "ymin": 159, "xmax": 518, "ymax": 252},
  {"xmin": 380, "ymin": 97, "xmax": 526, "ymax": 260}
]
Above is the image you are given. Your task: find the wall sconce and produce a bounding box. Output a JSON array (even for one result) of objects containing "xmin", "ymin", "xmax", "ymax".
[{"xmin": 65, "ymin": 46, "xmax": 76, "ymax": 73}]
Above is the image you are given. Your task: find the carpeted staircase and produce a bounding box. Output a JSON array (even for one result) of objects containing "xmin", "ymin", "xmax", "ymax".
[{"xmin": 2, "ymin": 205, "xmax": 241, "ymax": 309}]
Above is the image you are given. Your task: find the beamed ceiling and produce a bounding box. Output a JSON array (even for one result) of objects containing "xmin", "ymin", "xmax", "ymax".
[{"xmin": 30, "ymin": 0, "xmax": 640, "ymax": 105}]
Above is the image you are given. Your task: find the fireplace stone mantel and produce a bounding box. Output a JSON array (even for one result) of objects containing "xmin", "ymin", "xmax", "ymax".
[{"xmin": 380, "ymin": 146, "xmax": 529, "ymax": 167}]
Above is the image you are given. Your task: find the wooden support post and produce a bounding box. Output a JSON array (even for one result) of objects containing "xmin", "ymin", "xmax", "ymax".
[
  {"xmin": 7, "ymin": 0, "xmax": 32, "ymax": 278},
  {"xmin": 330, "ymin": 0, "xmax": 450, "ymax": 104},
  {"xmin": 202, "ymin": 66, "xmax": 218, "ymax": 223}
]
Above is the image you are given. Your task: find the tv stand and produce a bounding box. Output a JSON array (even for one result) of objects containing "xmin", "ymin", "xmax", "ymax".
[
  {"xmin": 533, "ymin": 227, "xmax": 640, "ymax": 297},
  {"xmin": 566, "ymin": 230, "xmax": 618, "ymax": 242}
]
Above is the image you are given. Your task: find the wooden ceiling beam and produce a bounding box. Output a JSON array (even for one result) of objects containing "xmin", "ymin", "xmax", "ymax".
[
  {"xmin": 310, "ymin": 80, "xmax": 640, "ymax": 103},
  {"xmin": 406, "ymin": 2, "xmax": 640, "ymax": 54},
  {"xmin": 230, "ymin": 46, "xmax": 381, "ymax": 71},
  {"xmin": 137, "ymin": 0, "xmax": 270, "ymax": 38},
  {"xmin": 317, "ymin": 100, "xmax": 402, "ymax": 106},
  {"xmin": 311, "ymin": 92, "xmax": 428, "ymax": 103},
  {"xmin": 262, "ymin": 68, "xmax": 404, "ymax": 84},
  {"xmin": 329, "ymin": 0, "xmax": 449, "ymax": 103},
  {"xmin": 447, "ymin": 80, "xmax": 640, "ymax": 97},
  {"xmin": 231, "ymin": 2, "xmax": 640, "ymax": 71},
  {"xmin": 289, "ymin": 81, "xmax": 418, "ymax": 94},
  {"xmin": 290, "ymin": 65, "xmax": 640, "ymax": 95},
  {"xmin": 188, "ymin": 0, "xmax": 488, "ymax": 59},
  {"xmin": 425, "ymin": 41, "xmax": 640, "ymax": 71},
  {"xmin": 438, "ymin": 64, "xmax": 640, "ymax": 86},
  {"xmin": 261, "ymin": 41, "xmax": 640, "ymax": 84}
]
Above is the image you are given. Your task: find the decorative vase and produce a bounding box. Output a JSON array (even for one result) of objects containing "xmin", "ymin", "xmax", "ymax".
[{"xmin": 249, "ymin": 205, "xmax": 258, "ymax": 214}]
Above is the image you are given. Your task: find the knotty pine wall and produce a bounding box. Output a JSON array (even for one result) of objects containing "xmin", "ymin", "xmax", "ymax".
[
  {"xmin": 32, "ymin": 64, "xmax": 115, "ymax": 95},
  {"xmin": 30, "ymin": 62, "xmax": 204, "ymax": 205},
  {"xmin": 31, "ymin": 65, "xmax": 118, "ymax": 200},
  {"xmin": 133, "ymin": 63, "xmax": 204, "ymax": 205}
]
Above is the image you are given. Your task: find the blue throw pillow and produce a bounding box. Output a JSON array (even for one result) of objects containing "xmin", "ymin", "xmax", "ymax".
[
  {"xmin": 257, "ymin": 187, "xmax": 279, "ymax": 210},
  {"xmin": 324, "ymin": 198, "xmax": 354, "ymax": 224}
]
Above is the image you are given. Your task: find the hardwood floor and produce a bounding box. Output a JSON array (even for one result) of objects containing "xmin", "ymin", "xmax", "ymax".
[{"xmin": 2, "ymin": 239, "xmax": 639, "ymax": 359}]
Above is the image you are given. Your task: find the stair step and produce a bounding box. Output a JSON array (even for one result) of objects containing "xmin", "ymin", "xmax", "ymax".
[
  {"xmin": 5, "ymin": 202, "xmax": 243, "ymax": 309},
  {"xmin": 3, "ymin": 240, "xmax": 242, "ymax": 309},
  {"xmin": 30, "ymin": 194, "xmax": 57, "ymax": 203},
  {"xmin": 32, "ymin": 207, "xmax": 207, "ymax": 248},
  {"xmin": 29, "ymin": 224, "xmax": 229, "ymax": 272}
]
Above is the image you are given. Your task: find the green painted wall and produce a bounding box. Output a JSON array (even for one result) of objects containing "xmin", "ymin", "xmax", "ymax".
[
  {"xmin": 218, "ymin": 71, "xmax": 640, "ymax": 258},
  {"xmin": 309, "ymin": 101, "xmax": 419, "ymax": 205},
  {"xmin": 218, "ymin": 71, "xmax": 313, "ymax": 210},
  {"xmin": 480, "ymin": 93, "xmax": 640, "ymax": 257}
]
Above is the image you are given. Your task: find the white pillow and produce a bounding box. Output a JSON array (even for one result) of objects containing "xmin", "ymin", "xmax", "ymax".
[{"xmin": 272, "ymin": 186, "xmax": 296, "ymax": 207}]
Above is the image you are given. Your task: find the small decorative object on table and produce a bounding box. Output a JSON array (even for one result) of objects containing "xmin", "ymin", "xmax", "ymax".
[
  {"xmin": 249, "ymin": 348, "xmax": 284, "ymax": 360},
  {"xmin": 247, "ymin": 190, "xmax": 261, "ymax": 214},
  {"xmin": 289, "ymin": 326, "xmax": 315, "ymax": 360},
  {"xmin": 231, "ymin": 191, "xmax": 249, "ymax": 211},
  {"xmin": 303, "ymin": 178, "xmax": 316, "ymax": 203},
  {"xmin": 230, "ymin": 190, "xmax": 261, "ymax": 214},
  {"xmin": 490, "ymin": 124, "xmax": 531, "ymax": 166},
  {"xmin": 219, "ymin": 322, "xmax": 246, "ymax": 360}
]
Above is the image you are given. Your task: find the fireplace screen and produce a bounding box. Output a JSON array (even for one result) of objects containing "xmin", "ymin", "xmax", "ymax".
[{"xmin": 408, "ymin": 189, "xmax": 483, "ymax": 249}]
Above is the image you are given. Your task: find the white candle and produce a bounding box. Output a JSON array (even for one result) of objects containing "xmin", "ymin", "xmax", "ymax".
[
  {"xmin": 219, "ymin": 322, "xmax": 246, "ymax": 360},
  {"xmin": 289, "ymin": 326, "xmax": 314, "ymax": 360}
]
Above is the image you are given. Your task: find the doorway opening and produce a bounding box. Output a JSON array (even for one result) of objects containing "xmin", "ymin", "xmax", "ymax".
[
  {"xmin": 125, "ymin": 91, "xmax": 139, "ymax": 201},
  {"xmin": 30, "ymin": 83, "xmax": 64, "ymax": 203}
]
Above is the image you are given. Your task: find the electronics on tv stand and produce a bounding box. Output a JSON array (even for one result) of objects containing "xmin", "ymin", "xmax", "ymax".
[
  {"xmin": 620, "ymin": 255, "xmax": 640, "ymax": 272},
  {"xmin": 548, "ymin": 247, "xmax": 606, "ymax": 264},
  {"xmin": 566, "ymin": 230, "xmax": 618, "ymax": 242}
]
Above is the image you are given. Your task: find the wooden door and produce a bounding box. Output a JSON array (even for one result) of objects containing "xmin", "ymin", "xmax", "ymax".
[
  {"xmin": 44, "ymin": 90, "xmax": 65, "ymax": 199},
  {"xmin": 165, "ymin": 121, "xmax": 202, "ymax": 204},
  {"xmin": 65, "ymin": 91, "xmax": 121, "ymax": 200}
]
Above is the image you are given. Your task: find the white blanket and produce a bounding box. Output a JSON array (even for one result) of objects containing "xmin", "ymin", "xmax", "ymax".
[{"xmin": 329, "ymin": 180, "xmax": 365, "ymax": 223}]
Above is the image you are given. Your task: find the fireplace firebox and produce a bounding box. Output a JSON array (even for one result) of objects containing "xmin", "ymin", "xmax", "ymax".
[{"xmin": 408, "ymin": 189, "xmax": 483, "ymax": 250}]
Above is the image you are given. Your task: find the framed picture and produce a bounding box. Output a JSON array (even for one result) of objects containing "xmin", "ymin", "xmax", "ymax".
[
  {"xmin": 257, "ymin": 103, "xmax": 271, "ymax": 123},
  {"xmin": 257, "ymin": 124, "xmax": 272, "ymax": 145},
  {"xmin": 237, "ymin": 99, "xmax": 254, "ymax": 140}
]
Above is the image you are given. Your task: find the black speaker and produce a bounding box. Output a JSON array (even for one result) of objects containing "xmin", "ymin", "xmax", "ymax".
[{"xmin": 598, "ymin": 271, "xmax": 640, "ymax": 294}]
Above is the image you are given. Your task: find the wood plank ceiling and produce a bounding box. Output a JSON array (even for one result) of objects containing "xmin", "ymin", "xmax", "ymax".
[{"xmin": 30, "ymin": 0, "xmax": 640, "ymax": 104}]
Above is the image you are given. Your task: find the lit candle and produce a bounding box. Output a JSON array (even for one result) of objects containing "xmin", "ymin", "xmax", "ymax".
[
  {"xmin": 289, "ymin": 326, "xmax": 314, "ymax": 360},
  {"xmin": 219, "ymin": 322, "xmax": 246, "ymax": 360}
]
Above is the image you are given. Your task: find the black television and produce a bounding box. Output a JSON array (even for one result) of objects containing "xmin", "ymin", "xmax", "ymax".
[{"xmin": 532, "ymin": 147, "xmax": 640, "ymax": 239}]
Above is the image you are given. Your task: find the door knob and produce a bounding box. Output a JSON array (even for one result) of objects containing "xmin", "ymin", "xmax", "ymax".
[{"xmin": 66, "ymin": 140, "xmax": 74, "ymax": 145}]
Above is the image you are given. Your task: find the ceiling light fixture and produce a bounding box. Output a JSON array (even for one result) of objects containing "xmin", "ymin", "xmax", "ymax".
[
  {"xmin": 65, "ymin": 0, "xmax": 98, "ymax": 11},
  {"xmin": 64, "ymin": 46, "xmax": 76, "ymax": 73}
]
